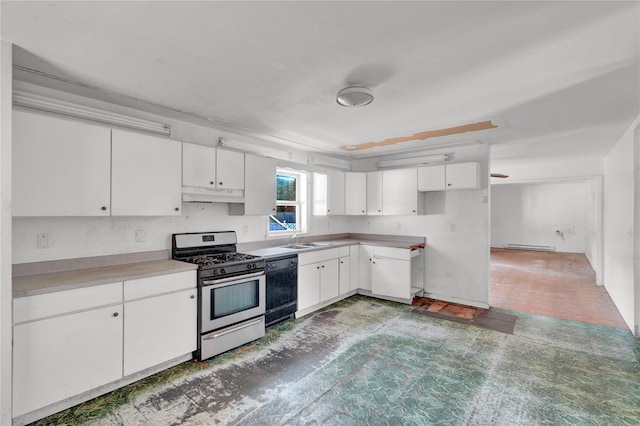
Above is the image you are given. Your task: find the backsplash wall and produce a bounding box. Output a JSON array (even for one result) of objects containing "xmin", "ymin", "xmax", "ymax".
[{"xmin": 12, "ymin": 202, "xmax": 350, "ymax": 264}]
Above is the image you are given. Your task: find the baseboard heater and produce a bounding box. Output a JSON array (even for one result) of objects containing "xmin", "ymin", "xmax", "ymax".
[{"xmin": 504, "ymin": 243, "xmax": 556, "ymax": 252}]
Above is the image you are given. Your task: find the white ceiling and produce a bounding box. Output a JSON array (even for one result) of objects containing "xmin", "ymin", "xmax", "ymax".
[{"xmin": 2, "ymin": 1, "xmax": 639, "ymax": 164}]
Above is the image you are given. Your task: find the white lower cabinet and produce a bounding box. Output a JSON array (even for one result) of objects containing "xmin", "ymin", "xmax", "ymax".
[
  {"xmin": 13, "ymin": 304, "xmax": 123, "ymax": 417},
  {"xmin": 339, "ymin": 256, "xmax": 350, "ymax": 295},
  {"xmin": 124, "ymin": 288, "xmax": 197, "ymax": 376},
  {"xmin": 297, "ymin": 248, "xmax": 347, "ymax": 316},
  {"xmin": 361, "ymin": 245, "xmax": 424, "ymax": 302},
  {"xmin": 13, "ymin": 270, "xmax": 197, "ymax": 422}
]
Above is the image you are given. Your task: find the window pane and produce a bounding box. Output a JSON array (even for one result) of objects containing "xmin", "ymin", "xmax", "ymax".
[
  {"xmin": 276, "ymin": 174, "xmax": 296, "ymax": 201},
  {"xmin": 269, "ymin": 206, "xmax": 297, "ymax": 231}
]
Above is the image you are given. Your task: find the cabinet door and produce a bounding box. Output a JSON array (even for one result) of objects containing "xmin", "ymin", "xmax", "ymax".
[
  {"xmin": 320, "ymin": 259, "xmax": 340, "ymax": 301},
  {"xmin": 298, "ymin": 263, "xmax": 321, "ymax": 310},
  {"xmin": 216, "ymin": 149, "xmax": 245, "ymax": 190},
  {"xmin": 12, "ymin": 110, "xmax": 112, "ymax": 216},
  {"xmin": 182, "ymin": 143, "xmax": 216, "ymax": 188},
  {"xmin": 382, "ymin": 168, "xmax": 418, "ymax": 215},
  {"xmin": 326, "ymin": 170, "xmax": 345, "ymax": 215},
  {"xmin": 349, "ymin": 246, "xmax": 360, "ymax": 291},
  {"xmin": 417, "ymin": 165, "xmax": 446, "ymax": 191},
  {"xmin": 243, "ymin": 154, "xmax": 277, "ymax": 215},
  {"xmin": 339, "ymin": 257, "xmax": 350, "ymax": 295},
  {"xmin": 13, "ymin": 305, "xmax": 123, "ymax": 417},
  {"xmin": 366, "ymin": 171, "xmax": 383, "ymax": 215},
  {"xmin": 446, "ymin": 162, "xmax": 480, "ymax": 189},
  {"xmin": 345, "ymin": 172, "xmax": 367, "ymax": 215},
  {"xmin": 372, "ymin": 256, "xmax": 411, "ymax": 299},
  {"xmin": 111, "ymin": 129, "xmax": 182, "ymax": 216},
  {"xmin": 359, "ymin": 245, "xmax": 374, "ymax": 291},
  {"xmin": 124, "ymin": 288, "xmax": 197, "ymax": 376}
]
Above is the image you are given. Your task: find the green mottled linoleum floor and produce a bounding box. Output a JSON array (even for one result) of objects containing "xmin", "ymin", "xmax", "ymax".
[{"xmin": 33, "ymin": 295, "xmax": 640, "ymax": 425}]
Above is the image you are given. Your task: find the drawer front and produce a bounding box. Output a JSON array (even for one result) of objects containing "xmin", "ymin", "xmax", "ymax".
[
  {"xmin": 124, "ymin": 270, "xmax": 197, "ymax": 301},
  {"xmin": 13, "ymin": 282, "xmax": 123, "ymax": 324},
  {"xmin": 374, "ymin": 246, "xmax": 411, "ymax": 260},
  {"xmin": 298, "ymin": 248, "xmax": 341, "ymax": 265}
]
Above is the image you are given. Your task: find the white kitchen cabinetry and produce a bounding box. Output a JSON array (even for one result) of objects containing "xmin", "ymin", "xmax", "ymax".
[
  {"xmin": 216, "ymin": 149, "xmax": 245, "ymax": 190},
  {"xmin": 339, "ymin": 256, "xmax": 350, "ymax": 295},
  {"xmin": 12, "ymin": 110, "xmax": 112, "ymax": 216},
  {"xmin": 297, "ymin": 248, "xmax": 344, "ymax": 316},
  {"xmin": 123, "ymin": 272, "xmax": 197, "ymax": 375},
  {"xmin": 349, "ymin": 245, "xmax": 360, "ymax": 292},
  {"xmin": 13, "ymin": 270, "xmax": 197, "ymax": 423},
  {"xmin": 366, "ymin": 171, "xmax": 383, "ymax": 215},
  {"xmin": 371, "ymin": 246, "xmax": 423, "ymax": 300},
  {"xmin": 182, "ymin": 142, "xmax": 217, "ymax": 188},
  {"xmin": 382, "ymin": 168, "xmax": 419, "ymax": 215},
  {"xmin": 13, "ymin": 283, "xmax": 123, "ymax": 417},
  {"xmin": 345, "ymin": 172, "xmax": 367, "ymax": 215},
  {"xmin": 229, "ymin": 154, "xmax": 276, "ymax": 215},
  {"xmin": 418, "ymin": 162, "xmax": 480, "ymax": 191},
  {"xmin": 358, "ymin": 245, "xmax": 374, "ymax": 291},
  {"xmin": 182, "ymin": 144, "xmax": 245, "ymax": 190},
  {"xmin": 360, "ymin": 245, "xmax": 424, "ymax": 303},
  {"xmin": 112, "ymin": 129, "xmax": 182, "ymax": 216},
  {"xmin": 297, "ymin": 263, "xmax": 321, "ymax": 311},
  {"xmin": 417, "ymin": 165, "xmax": 445, "ymax": 191},
  {"xmin": 445, "ymin": 162, "xmax": 480, "ymax": 189},
  {"xmin": 312, "ymin": 170, "xmax": 345, "ymax": 215}
]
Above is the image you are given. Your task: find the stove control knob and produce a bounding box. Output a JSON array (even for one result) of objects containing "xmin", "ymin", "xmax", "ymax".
[
  {"xmin": 221, "ymin": 268, "xmax": 226, "ymax": 275},
  {"xmin": 213, "ymin": 269, "xmax": 219, "ymax": 275},
  {"xmin": 247, "ymin": 264, "xmax": 252, "ymax": 270}
]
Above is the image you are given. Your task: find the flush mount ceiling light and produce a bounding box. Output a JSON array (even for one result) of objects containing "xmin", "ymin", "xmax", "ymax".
[{"xmin": 336, "ymin": 86, "xmax": 373, "ymax": 107}]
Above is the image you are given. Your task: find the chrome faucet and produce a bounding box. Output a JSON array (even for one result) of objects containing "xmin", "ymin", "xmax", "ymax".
[{"xmin": 291, "ymin": 234, "xmax": 301, "ymax": 244}]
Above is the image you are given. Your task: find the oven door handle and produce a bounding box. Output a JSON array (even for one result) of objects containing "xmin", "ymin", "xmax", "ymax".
[
  {"xmin": 203, "ymin": 316, "xmax": 265, "ymax": 340},
  {"xmin": 202, "ymin": 271, "xmax": 265, "ymax": 286}
]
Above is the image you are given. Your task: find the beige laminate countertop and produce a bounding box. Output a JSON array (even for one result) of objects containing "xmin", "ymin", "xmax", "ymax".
[
  {"xmin": 13, "ymin": 260, "xmax": 198, "ymax": 298},
  {"xmin": 244, "ymin": 238, "xmax": 424, "ymax": 259}
]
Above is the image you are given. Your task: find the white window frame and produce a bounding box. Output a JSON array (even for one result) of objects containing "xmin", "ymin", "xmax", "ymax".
[{"xmin": 268, "ymin": 168, "xmax": 308, "ymax": 237}]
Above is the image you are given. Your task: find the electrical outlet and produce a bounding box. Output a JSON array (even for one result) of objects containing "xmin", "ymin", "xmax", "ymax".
[
  {"xmin": 37, "ymin": 234, "xmax": 49, "ymax": 249},
  {"xmin": 135, "ymin": 229, "xmax": 145, "ymax": 242}
]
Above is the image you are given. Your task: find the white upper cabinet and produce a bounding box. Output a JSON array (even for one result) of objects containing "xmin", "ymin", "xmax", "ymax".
[
  {"xmin": 366, "ymin": 171, "xmax": 383, "ymax": 215},
  {"xmin": 12, "ymin": 110, "xmax": 112, "ymax": 216},
  {"xmin": 182, "ymin": 142, "xmax": 217, "ymax": 188},
  {"xmin": 445, "ymin": 162, "xmax": 480, "ymax": 189},
  {"xmin": 313, "ymin": 170, "xmax": 345, "ymax": 215},
  {"xmin": 326, "ymin": 170, "xmax": 345, "ymax": 215},
  {"xmin": 345, "ymin": 172, "xmax": 367, "ymax": 215},
  {"xmin": 237, "ymin": 154, "xmax": 277, "ymax": 215},
  {"xmin": 216, "ymin": 149, "xmax": 245, "ymax": 190},
  {"xmin": 417, "ymin": 164, "xmax": 445, "ymax": 191},
  {"xmin": 182, "ymin": 143, "xmax": 245, "ymax": 191},
  {"xmin": 418, "ymin": 162, "xmax": 480, "ymax": 191},
  {"xmin": 382, "ymin": 168, "xmax": 418, "ymax": 215},
  {"xmin": 111, "ymin": 129, "xmax": 182, "ymax": 216}
]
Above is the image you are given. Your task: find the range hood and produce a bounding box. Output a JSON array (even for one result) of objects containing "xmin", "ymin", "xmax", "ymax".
[{"xmin": 182, "ymin": 186, "xmax": 245, "ymax": 203}]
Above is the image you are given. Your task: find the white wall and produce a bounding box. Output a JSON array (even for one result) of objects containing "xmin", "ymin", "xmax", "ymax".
[
  {"xmin": 350, "ymin": 143, "xmax": 491, "ymax": 308},
  {"xmin": 13, "ymin": 201, "xmax": 350, "ymax": 263},
  {"xmin": 603, "ymin": 116, "xmax": 639, "ymax": 334},
  {"xmin": 584, "ymin": 177, "xmax": 603, "ymax": 283},
  {"xmin": 491, "ymin": 181, "xmax": 587, "ymax": 253},
  {"xmin": 0, "ymin": 40, "xmax": 13, "ymax": 426}
]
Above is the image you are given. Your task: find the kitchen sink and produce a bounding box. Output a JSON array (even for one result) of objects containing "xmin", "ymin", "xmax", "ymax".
[{"xmin": 282, "ymin": 242, "xmax": 335, "ymax": 250}]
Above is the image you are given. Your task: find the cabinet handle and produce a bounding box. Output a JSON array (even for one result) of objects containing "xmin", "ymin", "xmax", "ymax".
[
  {"xmin": 272, "ymin": 208, "xmax": 276, "ymax": 211},
  {"xmin": 175, "ymin": 207, "xmax": 180, "ymax": 211},
  {"xmin": 101, "ymin": 206, "xmax": 107, "ymax": 211},
  {"xmin": 219, "ymin": 182, "xmax": 223, "ymax": 186},
  {"xmin": 412, "ymin": 210, "xmax": 416, "ymax": 213},
  {"xmin": 340, "ymin": 261, "xmax": 344, "ymax": 264},
  {"xmin": 190, "ymin": 295, "xmax": 195, "ymax": 299},
  {"xmin": 210, "ymin": 181, "xmax": 214, "ymax": 185},
  {"xmin": 447, "ymin": 183, "xmax": 452, "ymax": 186},
  {"xmin": 362, "ymin": 210, "xmax": 365, "ymax": 213},
  {"xmin": 316, "ymin": 266, "xmax": 320, "ymax": 269},
  {"xmin": 112, "ymin": 312, "xmax": 119, "ymax": 317},
  {"xmin": 378, "ymin": 210, "xmax": 381, "ymax": 212},
  {"xmin": 321, "ymin": 265, "xmax": 325, "ymax": 268}
]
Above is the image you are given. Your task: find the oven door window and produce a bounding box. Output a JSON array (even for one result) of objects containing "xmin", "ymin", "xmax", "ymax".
[{"xmin": 211, "ymin": 279, "xmax": 260, "ymax": 320}]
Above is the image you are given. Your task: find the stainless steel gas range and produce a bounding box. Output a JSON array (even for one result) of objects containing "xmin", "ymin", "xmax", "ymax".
[{"xmin": 172, "ymin": 231, "xmax": 265, "ymax": 361}]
